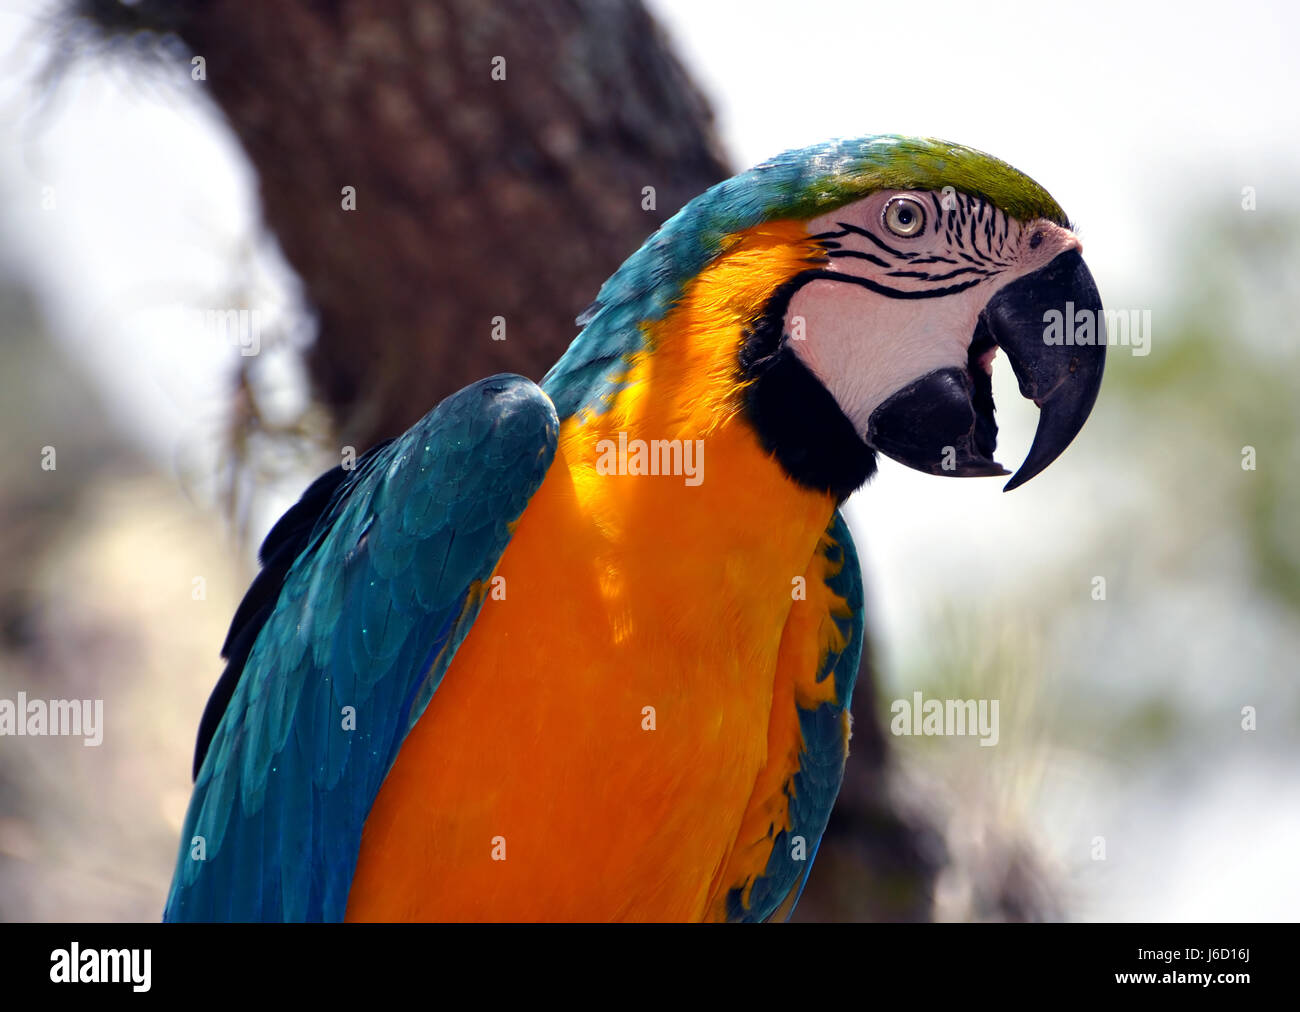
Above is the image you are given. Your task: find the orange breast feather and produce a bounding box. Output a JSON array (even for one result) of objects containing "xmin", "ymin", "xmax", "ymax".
[{"xmin": 346, "ymin": 222, "xmax": 846, "ymax": 921}]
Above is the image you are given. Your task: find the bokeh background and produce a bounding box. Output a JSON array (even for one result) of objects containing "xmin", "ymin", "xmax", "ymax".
[{"xmin": 0, "ymin": 0, "xmax": 1296, "ymax": 921}]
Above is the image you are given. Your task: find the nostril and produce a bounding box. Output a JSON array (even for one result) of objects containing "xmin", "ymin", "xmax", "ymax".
[{"xmin": 1029, "ymin": 230, "xmax": 1045, "ymax": 249}]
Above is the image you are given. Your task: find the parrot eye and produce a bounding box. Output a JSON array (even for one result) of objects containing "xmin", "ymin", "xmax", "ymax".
[{"xmin": 882, "ymin": 196, "xmax": 926, "ymax": 238}]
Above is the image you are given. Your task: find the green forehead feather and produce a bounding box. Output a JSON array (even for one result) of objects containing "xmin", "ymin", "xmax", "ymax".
[
  {"xmin": 772, "ymin": 134, "xmax": 1069, "ymax": 227},
  {"xmin": 543, "ymin": 134, "xmax": 1069, "ymax": 421}
]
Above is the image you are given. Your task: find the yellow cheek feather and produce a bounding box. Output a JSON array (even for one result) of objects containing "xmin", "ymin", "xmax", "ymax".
[
  {"xmin": 347, "ymin": 220, "xmax": 856, "ymax": 921},
  {"xmin": 575, "ymin": 218, "xmax": 827, "ymax": 441}
]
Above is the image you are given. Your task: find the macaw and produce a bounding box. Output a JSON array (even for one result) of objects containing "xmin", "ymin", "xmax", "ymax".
[{"xmin": 165, "ymin": 135, "xmax": 1105, "ymax": 922}]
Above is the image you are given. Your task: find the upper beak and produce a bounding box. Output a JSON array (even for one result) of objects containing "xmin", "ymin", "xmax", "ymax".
[
  {"xmin": 864, "ymin": 249, "xmax": 1106, "ymax": 491},
  {"xmin": 984, "ymin": 249, "xmax": 1106, "ymax": 490}
]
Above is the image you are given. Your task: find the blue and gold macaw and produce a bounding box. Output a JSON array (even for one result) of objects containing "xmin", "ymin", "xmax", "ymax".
[{"xmin": 166, "ymin": 135, "xmax": 1105, "ymax": 921}]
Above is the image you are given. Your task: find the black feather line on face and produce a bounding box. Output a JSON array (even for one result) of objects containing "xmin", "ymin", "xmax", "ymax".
[
  {"xmin": 826, "ymin": 249, "xmax": 891, "ymax": 268},
  {"xmin": 798, "ymin": 269, "xmax": 983, "ymax": 300}
]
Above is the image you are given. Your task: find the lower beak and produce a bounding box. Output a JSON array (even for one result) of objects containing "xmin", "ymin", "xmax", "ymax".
[{"xmin": 864, "ymin": 249, "xmax": 1106, "ymax": 491}]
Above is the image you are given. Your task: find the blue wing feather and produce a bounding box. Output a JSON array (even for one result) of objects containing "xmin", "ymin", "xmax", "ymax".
[{"xmin": 165, "ymin": 375, "xmax": 558, "ymax": 921}]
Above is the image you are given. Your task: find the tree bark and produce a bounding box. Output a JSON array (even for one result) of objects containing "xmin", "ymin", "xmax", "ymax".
[{"xmin": 139, "ymin": 0, "xmax": 730, "ymax": 447}]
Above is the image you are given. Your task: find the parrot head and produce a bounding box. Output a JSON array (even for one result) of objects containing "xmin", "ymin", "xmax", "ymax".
[
  {"xmin": 549, "ymin": 135, "xmax": 1106, "ymax": 500},
  {"xmin": 737, "ymin": 136, "xmax": 1106, "ymax": 499}
]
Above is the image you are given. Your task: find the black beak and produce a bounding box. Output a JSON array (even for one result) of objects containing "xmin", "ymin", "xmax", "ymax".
[
  {"xmin": 864, "ymin": 249, "xmax": 1105, "ymax": 491},
  {"xmin": 985, "ymin": 249, "xmax": 1106, "ymax": 490}
]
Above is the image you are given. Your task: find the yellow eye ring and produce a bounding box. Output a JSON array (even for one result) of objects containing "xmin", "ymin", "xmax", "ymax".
[{"xmin": 882, "ymin": 196, "xmax": 926, "ymax": 238}]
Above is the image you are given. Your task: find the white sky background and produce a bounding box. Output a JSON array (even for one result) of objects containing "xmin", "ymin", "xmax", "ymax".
[{"xmin": 1, "ymin": 0, "xmax": 1298, "ymax": 920}]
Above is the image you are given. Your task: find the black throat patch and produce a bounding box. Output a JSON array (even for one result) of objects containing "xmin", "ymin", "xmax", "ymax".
[{"xmin": 739, "ymin": 272, "xmax": 877, "ymax": 503}]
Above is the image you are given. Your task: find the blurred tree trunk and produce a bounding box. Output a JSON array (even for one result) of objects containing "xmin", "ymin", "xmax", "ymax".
[
  {"xmin": 78, "ymin": 0, "xmax": 946, "ymax": 921},
  {"xmin": 147, "ymin": 0, "xmax": 732, "ymax": 448}
]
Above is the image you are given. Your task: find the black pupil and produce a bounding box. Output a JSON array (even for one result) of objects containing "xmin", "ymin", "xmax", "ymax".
[{"xmin": 896, "ymin": 206, "xmax": 913, "ymax": 225}]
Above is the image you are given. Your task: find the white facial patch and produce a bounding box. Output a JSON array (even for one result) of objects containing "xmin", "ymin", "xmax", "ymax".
[
  {"xmin": 788, "ymin": 189, "xmax": 1082, "ymax": 437},
  {"xmin": 785, "ymin": 278, "xmax": 986, "ymax": 436}
]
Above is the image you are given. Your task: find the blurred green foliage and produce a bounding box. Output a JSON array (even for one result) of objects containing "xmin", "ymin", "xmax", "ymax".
[{"xmin": 1108, "ymin": 204, "xmax": 1300, "ymax": 612}]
